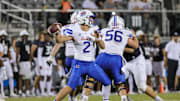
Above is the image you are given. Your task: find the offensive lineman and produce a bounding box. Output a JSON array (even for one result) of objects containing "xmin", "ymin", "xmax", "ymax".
[
  {"xmin": 53, "ymin": 10, "xmax": 111, "ymax": 101},
  {"xmin": 96, "ymin": 15, "xmax": 138, "ymax": 101}
]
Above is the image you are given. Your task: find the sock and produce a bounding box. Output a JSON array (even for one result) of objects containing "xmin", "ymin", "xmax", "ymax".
[
  {"xmin": 102, "ymin": 85, "xmax": 111, "ymax": 101},
  {"xmin": 128, "ymin": 74, "xmax": 134, "ymax": 93},
  {"xmin": 18, "ymin": 90, "xmax": 22, "ymax": 94},
  {"xmin": 72, "ymin": 96, "xmax": 77, "ymax": 100},
  {"xmin": 36, "ymin": 89, "xmax": 41, "ymax": 95},
  {"xmin": 47, "ymin": 80, "xmax": 52, "ymax": 94},
  {"xmin": 165, "ymin": 85, "xmax": 168, "ymax": 90},
  {"xmin": 0, "ymin": 81, "xmax": 4, "ymax": 96},
  {"xmin": 155, "ymin": 96, "xmax": 162, "ymax": 101},
  {"xmin": 121, "ymin": 95, "xmax": 127, "ymax": 101},
  {"xmin": 68, "ymin": 95, "xmax": 72, "ymax": 101},
  {"xmin": 26, "ymin": 90, "xmax": 30, "ymax": 95},
  {"xmin": 9, "ymin": 77, "xmax": 14, "ymax": 94},
  {"xmin": 32, "ymin": 87, "xmax": 35, "ymax": 94},
  {"xmin": 82, "ymin": 95, "xmax": 88, "ymax": 101},
  {"xmin": 69, "ymin": 95, "xmax": 76, "ymax": 101},
  {"xmin": 40, "ymin": 80, "xmax": 45, "ymax": 94}
]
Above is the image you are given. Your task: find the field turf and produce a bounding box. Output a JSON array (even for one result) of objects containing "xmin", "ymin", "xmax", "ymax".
[{"xmin": 4, "ymin": 93, "xmax": 180, "ymax": 101}]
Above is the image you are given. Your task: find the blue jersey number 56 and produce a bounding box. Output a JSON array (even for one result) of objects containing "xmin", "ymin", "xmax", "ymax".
[{"xmin": 105, "ymin": 30, "xmax": 123, "ymax": 42}]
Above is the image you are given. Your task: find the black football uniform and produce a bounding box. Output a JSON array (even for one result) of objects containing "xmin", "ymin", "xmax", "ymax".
[
  {"xmin": 142, "ymin": 42, "xmax": 152, "ymax": 60},
  {"xmin": 16, "ymin": 40, "xmax": 31, "ymax": 61},
  {"xmin": 40, "ymin": 41, "xmax": 55, "ymax": 57},
  {"xmin": 152, "ymin": 43, "xmax": 163, "ymax": 62}
]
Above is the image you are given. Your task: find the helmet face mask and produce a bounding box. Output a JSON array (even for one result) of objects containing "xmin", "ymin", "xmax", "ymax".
[
  {"xmin": 21, "ymin": 35, "xmax": 28, "ymax": 41},
  {"xmin": 1, "ymin": 35, "xmax": 7, "ymax": 40}
]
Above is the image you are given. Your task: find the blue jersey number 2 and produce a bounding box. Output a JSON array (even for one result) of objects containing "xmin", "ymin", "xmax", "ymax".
[
  {"xmin": 105, "ymin": 30, "xmax": 123, "ymax": 42},
  {"xmin": 83, "ymin": 41, "xmax": 90, "ymax": 53}
]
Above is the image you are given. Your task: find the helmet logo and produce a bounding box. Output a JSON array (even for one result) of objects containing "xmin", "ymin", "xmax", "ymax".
[{"xmin": 80, "ymin": 11, "xmax": 86, "ymax": 16}]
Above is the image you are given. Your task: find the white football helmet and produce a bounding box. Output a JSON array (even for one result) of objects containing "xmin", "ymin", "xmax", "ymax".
[
  {"xmin": 20, "ymin": 30, "xmax": 29, "ymax": 36},
  {"xmin": 108, "ymin": 15, "xmax": 125, "ymax": 29},
  {"xmin": 76, "ymin": 10, "xmax": 95, "ymax": 27},
  {"xmin": 0, "ymin": 30, "xmax": 8, "ymax": 36},
  {"xmin": 136, "ymin": 30, "xmax": 144, "ymax": 37},
  {"xmin": 70, "ymin": 10, "xmax": 80, "ymax": 24}
]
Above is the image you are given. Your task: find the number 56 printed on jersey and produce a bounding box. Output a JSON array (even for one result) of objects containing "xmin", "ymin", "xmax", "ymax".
[{"xmin": 105, "ymin": 30, "xmax": 123, "ymax": 42}]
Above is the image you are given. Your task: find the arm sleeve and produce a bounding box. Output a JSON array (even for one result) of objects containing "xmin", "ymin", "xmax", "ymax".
[{"xmin": 61, "ymin": 25, "xmax": 73, "ymax": 37}]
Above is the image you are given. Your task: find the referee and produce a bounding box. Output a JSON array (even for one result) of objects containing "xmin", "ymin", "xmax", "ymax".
[{"xmin": 164, "ymin": 32, "xmax": 180, "ymax": 91}]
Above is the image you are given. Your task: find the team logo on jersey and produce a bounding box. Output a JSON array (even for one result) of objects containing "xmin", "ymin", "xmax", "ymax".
[
  {"xmin": 81, "ymin": 36, "xmax": 90, "ymax": 40},
  {"xmin": 75, "ymin": 65, "xmax": 80, "ymax": 68}
]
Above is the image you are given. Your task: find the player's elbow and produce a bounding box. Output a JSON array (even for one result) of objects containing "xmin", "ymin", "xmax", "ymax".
[
  {"xmin": 0, "ymin": 53, "xmax": 4, "ymax": 57},
  {"xmin": 100, "ymin": 43, "xmax": 105, "ymax": 49},
  {"xmin": 101, "ymin": 44, "xmax": 105, "ymax": 49}
]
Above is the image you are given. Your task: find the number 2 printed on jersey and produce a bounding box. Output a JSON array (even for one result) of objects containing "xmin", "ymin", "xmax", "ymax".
[{"xmin": 83, "ymin": 41, "xmax": 90, "ymax": 53}]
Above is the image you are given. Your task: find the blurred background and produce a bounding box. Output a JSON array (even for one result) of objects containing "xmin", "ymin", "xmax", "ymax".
[
  {"xmin": 1, "ymin": 0, "xmax": 180, "ymax": 99},
  {"xmin": 0, "ymin": 0, "xmax": 179, "ymax": 39}
]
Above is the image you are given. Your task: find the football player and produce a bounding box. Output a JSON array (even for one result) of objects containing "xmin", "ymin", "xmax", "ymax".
[
  {"xmin": 0, "ymin": 30, "xmax": 17, "ymax": 97},
  {"xmin": 30, "ymin": 31, "xmax": 45, "ymax": 95},
  {"xmin": 16, "ymin": 30, "xmax": 32, "ymax": 96},
  {"xmin": 141, "ymin": 34, "xmax": 153, "ymax": 86},
  {"xmin": 0, "ymin": 41, "xmax": 8, "ymax": 98},
  {"xmin": 122, "ymin": 30, "xmax": 163, "ymax": 101},
  {"xmin": 53, "ymin": 10, "xmax": 111, "ymax": 101},
  {"xmin": 47, "ymin": 11, "xmax": 79, "ymax": 101},
  {"xmin": 96, "ymin": 15, "xmax": 139, "ymax": 101},
  {"xmin": 38, "ymin": 32, "xmax": 55, "ymax": 96}
]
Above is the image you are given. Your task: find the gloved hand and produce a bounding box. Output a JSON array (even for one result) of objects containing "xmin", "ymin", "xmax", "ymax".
[{"xmin": 47, "ymin": 55, "xmax": 54, "ymax": 66}]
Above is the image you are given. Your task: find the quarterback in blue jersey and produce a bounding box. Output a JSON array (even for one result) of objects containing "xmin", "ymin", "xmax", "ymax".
[{"xmin": 52, "ymin": 10, "xmax": 111, "ymax": 101}]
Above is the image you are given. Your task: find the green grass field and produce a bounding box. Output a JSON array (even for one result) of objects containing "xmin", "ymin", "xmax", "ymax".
[{"xmin": 4, "ymin": 93, "xmax": 180, "ymax": 101}]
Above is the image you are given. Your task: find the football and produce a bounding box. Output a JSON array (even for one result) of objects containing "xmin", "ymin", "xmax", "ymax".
[{"xmin": 48, "ymin": 23, "xmax": 62, "ymax": 34}]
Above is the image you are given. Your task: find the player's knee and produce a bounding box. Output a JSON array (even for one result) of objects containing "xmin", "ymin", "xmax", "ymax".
[
  {"xmin": 103, "ymin": 80, "xmax": 111, "ymax": 86},
  {"xmin": 101, "ymin": 77, "xmax": 111, "ymax": 86},
  {"xmin": 116, "ymin": 82, "xmax": 126, "ymax": 93},
  {"xmin": 9, "ymin": 76, "xmax": 14, "ymax": 79},
  {"xmin": 47, "ymin": 76, "xmax": 51, "ymax": 81},
  {"xmin": 84, "ymin": 79, "xmax": 96, "ymax": 89},
  {"xmin": 138, "ymin": 82, "xmax": 147, "ymax": 92},
  {"xmin": 40, "ymin": 76, "xmax": 44, "ymax": 81}
]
